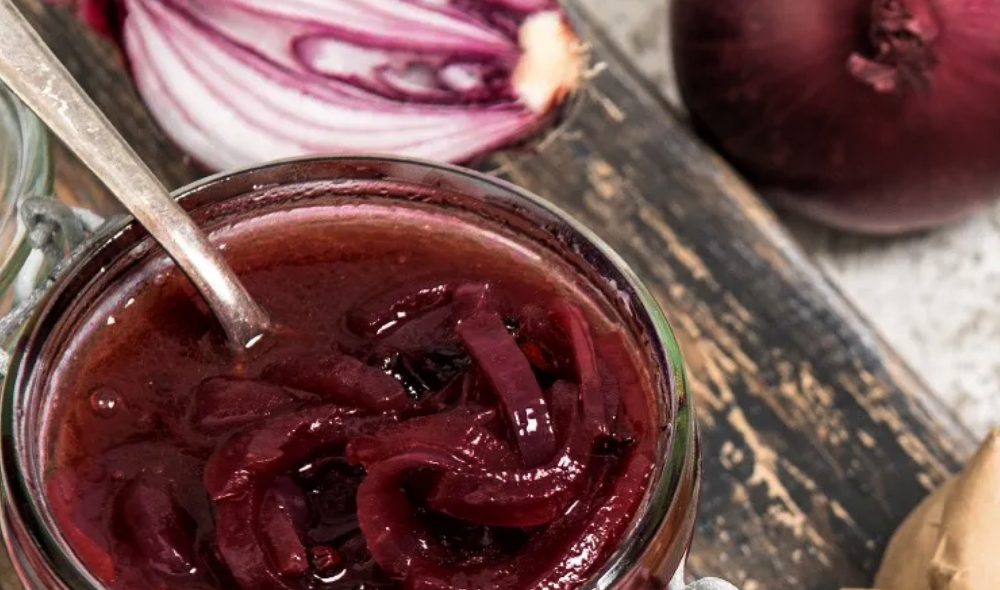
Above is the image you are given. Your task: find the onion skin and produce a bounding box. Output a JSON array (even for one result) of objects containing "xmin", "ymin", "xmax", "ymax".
[
  {"xmin": 672, "ymin": 0, "xmax": 1000, "ymax": 234},
  {"xmin": 56, "ymin": 0, "xmax": 583, "ymax": 171}
]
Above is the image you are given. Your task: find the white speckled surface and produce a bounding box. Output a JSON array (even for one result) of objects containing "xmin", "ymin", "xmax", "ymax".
[{"xmin": 577, "ymin": 0, "xmax": 1000, "ymax": 436}]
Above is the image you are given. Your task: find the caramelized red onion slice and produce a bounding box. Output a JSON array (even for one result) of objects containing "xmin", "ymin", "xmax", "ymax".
[
  {"xmin": 214, "ymin": 498, "xmax": 294, "ymax": 590},
  {"xmin": 189, "ymin": 376, "xmax": 311, "ymax": 434},
  {"xmin": 410, "ymin": 453, "xmax": 656, "ymax": 590},
  {"xmin": 593, "ymin": 331, "xmax": 639, "ymax": 430},
  {"xmin": 71, "ymin": 0, "xmax": 585, "ymax": 170},
  {"xmin": 114, "ymin": 474, "xmax": 198, "ymax": 577},
  {"xmin": 258, "ymin": 478, "xmax": 310, "ymax": 578},
  {"xmin": 427, "ymin": 381, "xmax": 589, "ymax": 527},
  {"xmin": 354, "ymin": 450, "xmax": 466, "ymax": 578},
  {"xmin": 261, "ymin": 352, "xmax": 410, "ymax": 412},
  {"xmin": 347, "ymin": 408, "xmax": 511, "ymax": 469},
  {"xmin": 346, "ymin": 282, "xmax": 455, "ymax": 339},
  {"xmin": 551, "ymin": 301, "xmax": 609, "ymax": 439},
  {"xmin": 457, "ymin": 311, "xmax": 558, "ymax": 468}
]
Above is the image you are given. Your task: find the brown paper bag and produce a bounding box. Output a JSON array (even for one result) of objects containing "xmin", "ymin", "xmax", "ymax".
[{"xmin": 846, "ymin": 428, "xmax": 1000, "ymax": 590}]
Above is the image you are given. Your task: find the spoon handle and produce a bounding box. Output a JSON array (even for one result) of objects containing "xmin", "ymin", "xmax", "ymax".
[{"xmin": 0, "ymin": 0, "xmax": 270, "ymax": 348}]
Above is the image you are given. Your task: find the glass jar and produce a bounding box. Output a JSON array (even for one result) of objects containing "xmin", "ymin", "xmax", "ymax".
[
  {"xmin": 0, "ymin": 80, "xmax": 52, "ymax": 319},
  {"xmin": 0, "ymin": 81, "xmax": 112, "ymax": 355},
  {"xmin": 0, "ymin": 156, "xmax": 736, "ymax": 590}
]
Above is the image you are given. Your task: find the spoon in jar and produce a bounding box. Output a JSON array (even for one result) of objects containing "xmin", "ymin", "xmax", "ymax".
[{"xmin": 0, "ymin": 0, "xmax": 271, "ymax": 349}]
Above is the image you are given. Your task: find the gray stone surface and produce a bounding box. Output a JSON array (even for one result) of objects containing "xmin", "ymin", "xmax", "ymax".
[{"xmin": 576, "ymin": 0, "xmax": 1000, "ymax": 437}]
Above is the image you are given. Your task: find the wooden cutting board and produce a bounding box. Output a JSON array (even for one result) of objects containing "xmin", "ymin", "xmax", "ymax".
[{"xmin": 3, "ymin": 1, "xmax": 976, "ymax": 589}]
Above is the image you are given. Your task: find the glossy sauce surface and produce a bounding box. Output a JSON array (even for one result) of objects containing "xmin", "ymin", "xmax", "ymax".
[{"xmin": 43, "ymin": 201, "xmax": 659, "ymax": 590}]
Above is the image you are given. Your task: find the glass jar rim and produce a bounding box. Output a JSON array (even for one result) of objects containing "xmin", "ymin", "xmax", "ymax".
[{"xmin": 0, "ymin": 155, "xmax": 699, "ymax": 590}]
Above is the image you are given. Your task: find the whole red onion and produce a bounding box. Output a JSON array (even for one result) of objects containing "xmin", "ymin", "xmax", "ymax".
[{"xmin": 671, "ymin": 0, "xmax": 1000, "ymax": 234}]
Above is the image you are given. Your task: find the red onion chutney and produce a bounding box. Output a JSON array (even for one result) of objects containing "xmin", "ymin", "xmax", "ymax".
[{"xmin": 41, "ymin": 197, "xmax": 660, "ymax": 590}]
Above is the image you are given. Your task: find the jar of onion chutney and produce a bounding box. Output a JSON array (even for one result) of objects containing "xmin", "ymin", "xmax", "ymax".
[{"xmin": 0, "ymin": 157, "xmax": 738, "ymax": 590}]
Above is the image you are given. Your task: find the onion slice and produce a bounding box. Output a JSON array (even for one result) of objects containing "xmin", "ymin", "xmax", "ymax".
[
  {"xmin": 114, "ymin": 474, "xmax": 198, "ymax": 576},
  {"xmin": 456, "ymin": 311, "xmax": 558, "ymax": 468},
  {"xmin": 354, "ymin": 451, "xmax": 464, "ymax": 578},
  {"xmin": 260, "ymin": 352, "xmax": 410, "ymax": 412},
  {"xmin": 551, "ymin": 301, "xmax": 609, "ymax": 440},
  {"xmin": 426, "ymin": 381, "xmax": 588, "ymax": 528}
]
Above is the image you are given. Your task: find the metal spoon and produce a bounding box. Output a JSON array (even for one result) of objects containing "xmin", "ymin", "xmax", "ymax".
[{"xmin": 0, "ymin": 0, "xmax": 271, "ymax": 349}]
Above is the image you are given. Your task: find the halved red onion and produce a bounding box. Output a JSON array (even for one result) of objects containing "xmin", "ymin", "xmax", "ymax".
[{"xmin": 59, "ymin": 0, "xmax": 583, "ymax": 170}]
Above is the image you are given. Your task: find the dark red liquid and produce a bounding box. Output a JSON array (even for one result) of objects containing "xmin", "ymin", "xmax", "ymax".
[{"xmin": 42, "ymin": 201, "xmax": 659, "ymax": 590}]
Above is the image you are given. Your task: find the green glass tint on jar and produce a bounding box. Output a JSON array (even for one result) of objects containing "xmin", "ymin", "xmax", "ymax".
[
  {"xmin": 0, "ymin": 81, "xmax": 52, "ymax": 319},
  {"xmin": 0, "ymin": 81, "xmax": 117, "ymax": 355}
]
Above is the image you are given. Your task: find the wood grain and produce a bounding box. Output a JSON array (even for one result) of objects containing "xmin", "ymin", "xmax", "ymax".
[{"xmin": 4, "ymin": 1, "xmax": 978, "ymax": 590}]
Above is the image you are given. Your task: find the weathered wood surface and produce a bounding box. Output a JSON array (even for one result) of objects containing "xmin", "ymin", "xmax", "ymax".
[{"xmin": 4, "ymin": 1, "xmax": 978, "ymax": 589}]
